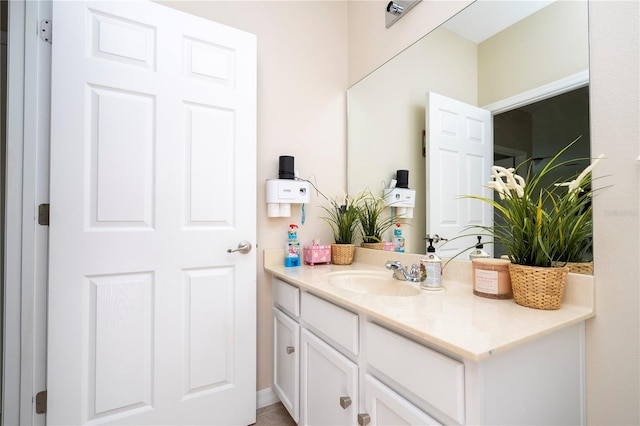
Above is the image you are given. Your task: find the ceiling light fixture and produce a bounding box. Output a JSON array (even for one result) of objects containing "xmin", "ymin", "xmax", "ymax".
[{"xmin": 385, "ymin": 0, "xmax": 421, "ymax": 28}]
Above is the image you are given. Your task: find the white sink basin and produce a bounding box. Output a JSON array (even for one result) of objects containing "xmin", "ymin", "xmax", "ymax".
[{"xmin": 326, "ymin": 270, "xmax": 421, "ymax": 297}]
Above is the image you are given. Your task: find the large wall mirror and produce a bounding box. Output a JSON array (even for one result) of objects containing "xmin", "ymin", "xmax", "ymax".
[{"xmin": 348, "ymin": 0, "xmax": 590, "ymax": 256}]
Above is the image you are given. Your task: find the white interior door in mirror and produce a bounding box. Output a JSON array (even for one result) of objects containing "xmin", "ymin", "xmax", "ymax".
[{"xmin": 426, "ymin": 92, "xmax": 493, "ymax": 259}]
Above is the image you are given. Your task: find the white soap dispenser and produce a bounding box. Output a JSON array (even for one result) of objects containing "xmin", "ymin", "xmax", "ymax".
[
  {"xmin": 420, "ymin": 235, "xmax": 444, "ymax": 290},
  {"xmin": 469, "ymin": 236, "xmax": 490, "ymax": 260}
]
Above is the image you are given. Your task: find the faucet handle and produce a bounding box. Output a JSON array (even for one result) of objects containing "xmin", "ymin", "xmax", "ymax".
[
  {"xmin": 409, "ymin": 264, "xmax": 420, "ymax": 278},
  {"xmin": 385, "ymin": 260, "xmax": 402, "ymax": 269}
]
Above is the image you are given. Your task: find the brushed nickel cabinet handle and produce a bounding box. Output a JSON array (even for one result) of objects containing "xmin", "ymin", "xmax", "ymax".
[
  {"xmin": 358, "ymin": 413, "xmax": 371, "ymax": 426},
  {"xmin": 339, "ymin": 396, "xmax": 352, "ymax": 409},
  {"xmin": 286, "ymin": 346, "xmax": 295, "ymax": 354}
]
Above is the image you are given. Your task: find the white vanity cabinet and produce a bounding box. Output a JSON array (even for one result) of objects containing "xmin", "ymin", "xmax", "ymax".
[
  {"xmin": 272, "ymin": 277, "xmax": 438, "ymax": 426},
  {"xmin": 273, "ymin": 277, "xmax": 360, "ymax": 425},
  {"xmin": 271, "ymin": 275, "xmax": 585, "ymax": 426}
]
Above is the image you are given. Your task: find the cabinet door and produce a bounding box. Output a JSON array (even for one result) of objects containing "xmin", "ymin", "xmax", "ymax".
[
  {"xmin": 301, "ymin": 329, "xmax": 358, "ymax": 426},
  {"xmin": 273, "ymin": 308, "xmax": 300, "ymax": 423},
  {"xmin": 363, "ymin": 375, "xmax": 441, "ymax": 426}
]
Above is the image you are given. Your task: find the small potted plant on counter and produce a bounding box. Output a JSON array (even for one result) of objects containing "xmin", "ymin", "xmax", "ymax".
[
  {"xmin": 356, "ymin": 190, "xmax": 398, "ymax": 250},
  {"xmin": 466, "ymin": 138, "xmax": 603, "ymax": 310},
  {"xmin": 321, "ymin": 194, "xmax": 360, "ymax": 265}
]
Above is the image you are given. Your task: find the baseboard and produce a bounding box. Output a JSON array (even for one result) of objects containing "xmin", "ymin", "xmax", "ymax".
[{"xmin": 257, "ymin": 387, "xmax": 280, "ymax": 409}]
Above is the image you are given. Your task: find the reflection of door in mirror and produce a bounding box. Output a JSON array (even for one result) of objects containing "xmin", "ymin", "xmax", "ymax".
[{"xmin": 425, "ymin": 92, "xmax": 493, "ymax": 259}]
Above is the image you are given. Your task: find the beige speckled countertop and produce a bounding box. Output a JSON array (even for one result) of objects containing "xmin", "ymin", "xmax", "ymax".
[{"xmin": 264, "ymin": 248, "xmax": 595, "ymax": 361}]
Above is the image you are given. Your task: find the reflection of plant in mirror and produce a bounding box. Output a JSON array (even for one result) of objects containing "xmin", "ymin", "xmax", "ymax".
[
  {"xmin": 551, "ymin": 153, "xmax": 604, "ymax": 263},
  {"xmin": 320, "ymin": 194, "xmax": 360, "ymax": 245},
  {"xmin": 466, "ymin": 138, "xmax": 603, "ymax": 267},
  {"xmin": 356, "ymin": 190, "xmax": 399, "ymax": 244}
]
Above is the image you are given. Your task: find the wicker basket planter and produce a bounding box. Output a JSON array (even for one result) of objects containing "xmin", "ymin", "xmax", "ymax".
[
  {"xmin": 361, "ymin": 242, "xmax": 384, "ymax": 250},
  {"xmin": 331, "ymin": 243, "xmax": 355, "ymax": 265},
  {"xmin": 508, "ymin": 264, "xmax": 570, "ymax": 310},
  {"xmin": 552, "ymin": 261, "xmax": 593, "ymax": 275}
]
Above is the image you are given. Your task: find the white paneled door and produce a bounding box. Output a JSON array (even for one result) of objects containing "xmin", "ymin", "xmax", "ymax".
[
  {"xmin": 425, "ymin": 92, "xmax": 493, "ymax": 259},
  {"xmin": 48, "ymin": 1, "xmax": 256, "ymax": 424}
]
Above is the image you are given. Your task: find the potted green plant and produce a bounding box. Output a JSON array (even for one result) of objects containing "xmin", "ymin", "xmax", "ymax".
[
  {"xmin": 321, "ymin": 195, "xmax": 360, "ymax": 264},
  {"xmin": 466, "ymin": 140, "xmax": 602, "ymax": 309},
  {"xmin": 355, "ymin": 190, "xmax": 398, "ymax": 250}
]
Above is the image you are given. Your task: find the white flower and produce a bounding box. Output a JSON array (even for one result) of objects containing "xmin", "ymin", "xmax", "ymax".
[
  {"xmin": 489, "ymin": 166, "xmax": 526, "ymax": 199},
  {"xmin": 555, "ymin": 154, "xmax": 605, "ymax": 200}
]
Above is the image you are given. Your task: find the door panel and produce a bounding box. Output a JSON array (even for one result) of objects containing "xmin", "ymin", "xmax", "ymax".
[
  {"xmin": 364, "ymin": 375, "xmax": 441, "ymax": 426},
  {"xmin": 273, "ymin": 308, "xmax": 300, "ymax": 423},
  {"xmin": 300, "ymin": 329, "xmax": 358, "ymax": 426},
  {"xmin": 48, "ymin": 1, "xmax": 256, "ymax": 424},
  {"xmin": 425, "ymin": 92, "xmax": 493, "ymax": 258}
]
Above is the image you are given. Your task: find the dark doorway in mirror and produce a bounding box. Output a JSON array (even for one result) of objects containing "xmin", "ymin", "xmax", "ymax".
[{"xmin": 492, "ymin": 86, "xmax": 591, "ymax": 259}]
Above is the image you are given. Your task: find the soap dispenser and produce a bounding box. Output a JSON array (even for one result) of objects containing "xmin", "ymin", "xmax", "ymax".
[
  {"xmin": 469, "ymin": 236, "xmax": 490, "ymax": 260},
  {"xmin": 420, "ymin": 235, "xmax": 445, "ymax": 290},
  {"xmin": 285, "ymin": 224, "xmax": 301, "ymax": 267}
]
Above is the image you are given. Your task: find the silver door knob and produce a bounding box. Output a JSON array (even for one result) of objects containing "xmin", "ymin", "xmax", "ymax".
[{"xmin": 227, "ymin": 240, "xmax": 252, "ymax": 254}]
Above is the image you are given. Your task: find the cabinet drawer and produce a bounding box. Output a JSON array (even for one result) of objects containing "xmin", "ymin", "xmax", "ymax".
[
  {"xmin": 273, "ymin": 277, "xmax": 300, "ymax": 317},
  {"xmin": 365, "ymin": 322, "xmax": 465, "ymax": 424},
  {"xmin": 301, "ymin": 292, "xmax": 359, "ymax": 355}
]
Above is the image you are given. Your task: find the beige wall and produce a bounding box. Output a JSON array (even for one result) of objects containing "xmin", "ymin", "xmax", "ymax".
[
  {"xmin": 478, "ymin": 0, "xmax": 589, "ymax": 105},
  {"xmin": 162, "ymin": 1, "xmax": 349, "ymax": 391},
  {"xmin": 588, "ymin": 1, "xmax": 640, "ymax": 424}
]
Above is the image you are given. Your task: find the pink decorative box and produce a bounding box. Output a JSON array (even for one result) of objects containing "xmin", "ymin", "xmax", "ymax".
[{"xmin": 303, "ymin": 244, "xmax": 331, "ymax": 266}]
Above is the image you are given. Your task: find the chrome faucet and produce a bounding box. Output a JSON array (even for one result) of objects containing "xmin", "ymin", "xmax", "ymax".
[{"xmin": 385, "ymin": 260, "xmax": 421, "ymax": 283}]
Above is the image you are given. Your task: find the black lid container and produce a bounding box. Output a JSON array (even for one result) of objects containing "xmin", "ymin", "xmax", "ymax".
[
  {"xmin": 396, "ymin": 169, "xmax": 409, "ymax": 188},
  {"xmin": 279, "ymin": 156, "xmax": 295, "ymax": 180}
]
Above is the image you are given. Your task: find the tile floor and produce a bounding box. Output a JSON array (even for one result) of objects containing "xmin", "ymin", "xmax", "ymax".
[{"xmin": 253, "ymin": 402, "xmax": 297, "ymax": 426}]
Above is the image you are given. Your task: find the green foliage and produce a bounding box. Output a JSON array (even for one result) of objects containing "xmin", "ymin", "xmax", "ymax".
[
  {"xmin": 355, "ymin": 190, "xmax": 398, "ymax": 243},
  {"xmin": 466, "ymin": 138, "xmax": 598, "ymax": 267},
  {"xmin": 321, "ymin": 195, "xmax": 360, "ymax": 244},
  {"xmin": 548, "ymin": 174, "xmax": 594, "ymax": 262}
]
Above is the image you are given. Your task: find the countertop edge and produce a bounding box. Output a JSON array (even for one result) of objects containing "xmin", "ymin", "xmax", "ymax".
[{"xmin": 264, "ymin": 248, "xmax": 595, "ymax": 361}]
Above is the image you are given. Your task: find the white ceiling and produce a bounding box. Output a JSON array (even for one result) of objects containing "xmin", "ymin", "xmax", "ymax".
[{"xmin": 442, "ymin": 0, "xmax": 555, "ymax": 44}]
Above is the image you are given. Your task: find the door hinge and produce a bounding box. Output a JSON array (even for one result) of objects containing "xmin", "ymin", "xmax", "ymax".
[
  {"xmin": 38, "ymin": 203, "xmax": 50, "ymax": 226},
  {"xmin": 40, "ymin": 19, "xmax": 52, "ymax": 43},
  {"xmin": 35, "ymin": 390, "xmax": 47, "ymax": 414}
]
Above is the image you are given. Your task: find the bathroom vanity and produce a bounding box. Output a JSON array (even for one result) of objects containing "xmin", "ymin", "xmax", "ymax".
[{"xmin": 265, "ymin": 248, "xmax": 595, "ymax": 425}]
